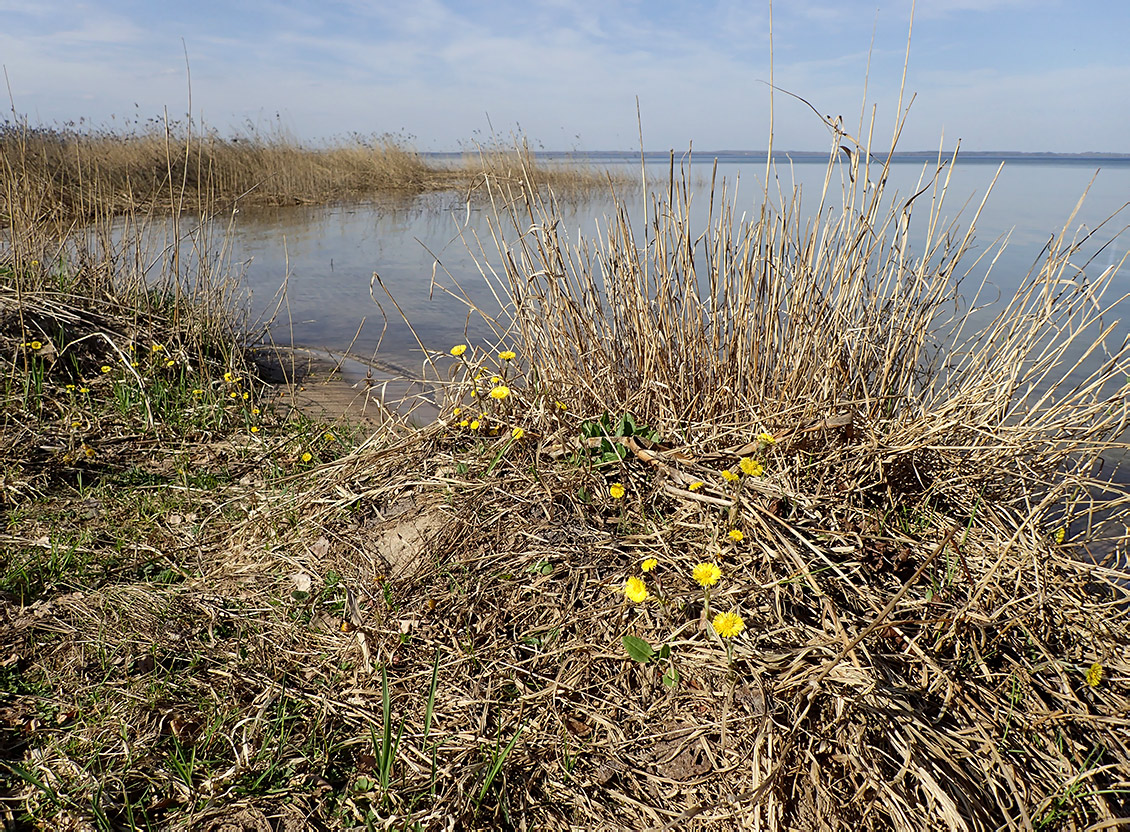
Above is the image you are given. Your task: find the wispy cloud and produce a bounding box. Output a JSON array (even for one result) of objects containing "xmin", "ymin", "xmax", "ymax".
[{"xmin": 1, "ymin": 0, "xmax": 1127, "ymax": 151}]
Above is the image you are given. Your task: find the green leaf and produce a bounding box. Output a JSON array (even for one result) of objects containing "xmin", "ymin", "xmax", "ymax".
[
  {"xmin": 661, "ymin": 665, "xmax": 680, "ymax": 689},
  {"xmin": 658, "ymin": 643, "xmax": 670, "ymax": 661},
  {"xmin": 622, "ymin": 634, "xmax": 656, "ymax": 663}
]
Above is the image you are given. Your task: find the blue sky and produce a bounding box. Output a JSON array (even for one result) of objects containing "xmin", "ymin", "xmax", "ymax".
[{"xmin": 1, "ymin": 1, "xmax": 1128, "ymax": 152}]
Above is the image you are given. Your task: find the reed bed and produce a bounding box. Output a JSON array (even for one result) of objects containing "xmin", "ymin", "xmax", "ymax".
[{"xmin": 0, "ymin": 121, "xmax": 619, "ymax": 225}]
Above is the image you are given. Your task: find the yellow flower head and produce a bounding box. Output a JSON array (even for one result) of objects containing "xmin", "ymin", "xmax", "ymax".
[
  {"xmin": 229, "ymin": 392, "xmax": 238, "ymax": 399},
  {"xmin": 693, "ymin": 562, "xmax": 721, "ymax": 588},
  {"xmin": 712, "ymin": 611, "xmax": 745, "ymax": 638},
  {"xmin": 82, "ymin": 444, "xmax": 96, "ymax": 458},
  {"xmin": 251, "ymin": 407, "xmax": 260, "ymax": 415},
  {"xmin": 165, "ymin": 359, "xmax": 175, "ymax": 368},
  {"xmin": 301, "ymin": 452, "xmax": 313, "ymax": 462},
  {"xmin": 1054, "ymin": 527, "xmax": 1067, "ymax": 544},
  {"xmin": 324, "ymin": 431, "xmax": 336, "ymax": 441},
  {"xmin": 470, "ymin": 419, "xmax": 481, "ymax": 430},
  {"xmin": 499, "ymin": 350, "xmax": 516, "ymax": 361},
  {"xmin": 79, "ymin": 387, "xmax": 89, "ymax": 394},
  {"xmin": 641, "ymin": 557, "xmax": 658, "ymax": 572},
  {"xmin": 721, "ymin": 469, "xmax": 739, "ymax": 483},
  {"xmin": 489, "ymin": 385, "xmax": 511, "ymax": 400},
  {"xmin": 224, "ymin": 371, "xmax": 240, "ymax": 384},
  {"xmin": 459, "ymin": 419, "xmax": 469, "ymax": 427},
  {"xmin": 609, "ymin": 482, "xmax": 626, "ymax": 499},
  {"xmin": 250, "ymin": 426, "xmax": 260, "ymax": 433},
  {"xmin": 757, "ymin": 431, "xmax": 776, "ymax": 445},
  {"xmin": 65, "ymin": 384, "xmax": 75, "ymax": 391},
  {"xmin": 242, "ymin": 392, "xmax": 250, "ymax": 400},
  {"xmin": 453, "ymin": 407, "xmax": 462, "ymax": 416},
  {"xmin": 131, "ymin": 361, "xmax": 139, "ymax": 368},
  {"xmin": 151, "ymin": 344, "xmax": 164, "ymax": 353},
  {"xmin": 688, "ymin": 481, "xmax": 704, "ymax": 491},
  {"xmin": 739, "ymin": 457, "xmax": 764, "ymax": 477},
  {"xmin": 1086, "ymin": 662, "xmax": 1104, "ymax": 687},
  {"xmin": 100, "ymin": 365, "xmax": 111, "ymax": 374},
  {"xmin": 450, "ymin": 344, "xmax": 467, "ymax": 357},
  {"xmin": 192, "ymin": 388, "xmax": 203, "ymax": 397},
  {"xmin": 491, "ymin": 375, "xmax": 501, "ymax": 384},
  {"xmin": 555, "ymin": 400, "xmax": 567, "ymax": 411},
  {"xmin": 728, "ymin": 529, "xmax": 744, "ymax": 543},
  {"xmin": 29, "ymin": 340, "xmax": 42, "ymax": 351},
  {"xmin": 511, "ymin": 427, "xmax": 525, "ymax": 440},
  {"xmin": 623, "ymin": 576, "xmax": 649, "ymax": 603}
]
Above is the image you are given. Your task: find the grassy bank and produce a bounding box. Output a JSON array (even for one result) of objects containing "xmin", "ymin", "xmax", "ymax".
[
  {"xmin": 1, "ymin": 121, "xmax": 617, "ymax": 224},
  {"xmin": 3, "ymin": 104, "xmax": 1130, "ymax": 831}
]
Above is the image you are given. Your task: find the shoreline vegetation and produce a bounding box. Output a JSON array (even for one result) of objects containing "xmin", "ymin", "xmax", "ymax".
[
  {"xmin": 1, "ymin": 120, "xmax": 621, "ymax": 224},
  {"xmin": 2, "ymin": 102, "xmax": 1130, "ymax": 832}
]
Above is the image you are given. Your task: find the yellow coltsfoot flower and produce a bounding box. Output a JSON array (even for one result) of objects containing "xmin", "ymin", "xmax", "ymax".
[
  {"xmin": 623, "ymin": 576, "xmax": 649, "ymax": 603},
  {"xmin": 739, "ymin": 457, "xmax": 764, "ymax": 477},
  {"xmin": 693, "ymin": 562, "xmax": 721, "ymax": 588},
  {"xmin": 712, "ymin": 611, "xmax": 745, "ymax": 638},
  {"xmin": 1086, "ymin": 662, "xmax": 1104, "ymax": 687}
]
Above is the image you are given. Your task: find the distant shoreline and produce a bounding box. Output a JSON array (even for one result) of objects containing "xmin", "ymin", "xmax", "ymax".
[{"xmin": 429, "ymin": 149, "xmax": 1130, "ymax": 165}]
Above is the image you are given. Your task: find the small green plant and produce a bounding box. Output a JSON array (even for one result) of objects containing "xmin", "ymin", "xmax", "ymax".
[
  {"xmin": 577, "ymin": 411, "xmax": 659, "ymax": 466},
  {"xmin": 475, "ymin": 718, "xmax": 525, "ymax": 811},
  {"xmin": 371, "ymin": 663, "xmax": 406, "ymax": 805},
  {"xmin": 622, "ymin": 634, "xmax": 680, "ymax": 689}
]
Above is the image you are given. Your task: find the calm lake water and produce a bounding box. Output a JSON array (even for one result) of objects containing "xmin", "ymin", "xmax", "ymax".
[{"xmin": 228, "ymin": 155, "xmax": 1130, "ymax": 380}]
